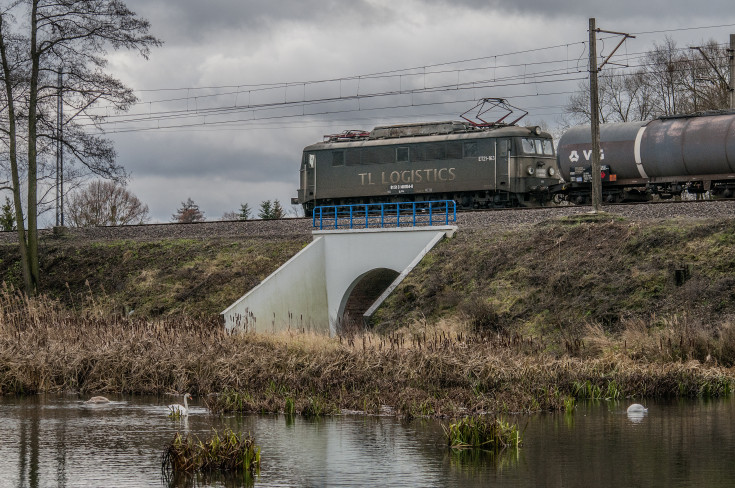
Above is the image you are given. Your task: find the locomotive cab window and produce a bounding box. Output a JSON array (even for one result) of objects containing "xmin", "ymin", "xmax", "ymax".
[
  {"xmin": 308, "ymin": 154, "xmax": 316, "ymax": 168},
  {"xmin": 498, "ymin": 139, "xmax": 510, "ymax": 156},
  {"xmin": 521, "ymin": 138, "xmax": 536, "ymax": 154},
  {"xmin": 332, "ymin": 151, "xmax": 344, "ymax": 167},
  {"xmin": 542, "ymin": 140, "xmax": 554, "ymax": 156},
  {"xmin": 463, "ymin": 141, "xmax": 478, "ymax": 158},
  {"xmin": 396, "ymin": 147, "xmax": 409, "ymax": 163},
  {"xmin": 520, "ymin": 138, "xmax": 554, "ymax": 156}
]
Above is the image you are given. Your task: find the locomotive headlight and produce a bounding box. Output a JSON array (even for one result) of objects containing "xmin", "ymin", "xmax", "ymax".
[
  {"xmin": 548, "ymin": 167, "xmax": 556, "ymax": 176},
  {"xmin": 526, "ymin": 166, "xmax": 535, "ymax": 175}
]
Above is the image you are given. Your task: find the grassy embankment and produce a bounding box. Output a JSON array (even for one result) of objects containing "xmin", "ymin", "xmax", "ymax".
[
  {"xmin": 0, "ymin": 235, "xmax": 308, "ymax": 316},
  {"xmin": 0, "ymin": 215, "xmax": 734, "ymax": 417}
]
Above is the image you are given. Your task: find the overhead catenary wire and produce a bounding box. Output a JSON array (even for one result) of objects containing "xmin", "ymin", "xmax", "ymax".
[
  {"xmin": 94, "ymin": 50, "xmax": 729, "ymax": 134},
  {"xmin": 93, "ymin": 41, "xmax": 729, "ymax": 116},
  {"xmin": 58, "ymin": 22, "xmax": 735, "ymax": 135},
  {"xmin": 92, "ymin": 43, "xmax": 728, "ymax": 114},
  {"xmin": 103, "ymin": 82, "xmax": 587, "ymax": 135}
]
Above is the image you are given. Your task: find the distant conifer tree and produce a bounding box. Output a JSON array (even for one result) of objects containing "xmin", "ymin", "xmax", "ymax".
[
  {"xmin": 0, "ymin": 196, "xmax": 16, "ymax": 231},
  {"xmin": 258, "ymin": 200, "xmax": 273, "ymax": 220},
  {"xmin": 271, "ymin": 200, "xmax": 285, "ymax": 219},
  {"xmin": 238, "ymin": 203, "xmax": 252, "ymax": 220}
]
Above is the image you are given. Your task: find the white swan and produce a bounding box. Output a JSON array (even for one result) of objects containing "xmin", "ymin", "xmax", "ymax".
[
  {"xmin": 85, "ymin": 396, "xmax": 110, "ymax": 404},
  {"xmin": 626, "ymin": 403, "xmax": 648, "ymax": 423},
  {"xmin": 626, "ymin": 403, "xmax": 648, "ymax": 413},
  {"xmin": 168, "ymin": 393, "xmax": 193, "ymax": 416}
]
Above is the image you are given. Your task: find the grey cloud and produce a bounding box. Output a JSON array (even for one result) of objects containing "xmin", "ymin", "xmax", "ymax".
[
  {"xmin": 426, "ymin": 0, "xmax": 733, "ymax": 20},
  {"xmin": 112, "ymin": 132, "xmax": 300, "ymax": 182},
  {"xmin": 125, "ymin": 0, "xmax": 386, "ymax": 44}
]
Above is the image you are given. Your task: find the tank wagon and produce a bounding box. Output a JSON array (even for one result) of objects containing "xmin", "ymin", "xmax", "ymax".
[
  {"xmin": 557, "ymin": 111, "xmax": 735, "ymax": 203},
  {"xmin": 294, "ymin": 120, "xmax": 563, "ymax": 216}
]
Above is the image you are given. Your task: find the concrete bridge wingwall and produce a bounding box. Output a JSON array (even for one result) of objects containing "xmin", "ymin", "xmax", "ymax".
[{"xmin": 222, "ymin": 226, "xmax": 457, "ymax": 335}]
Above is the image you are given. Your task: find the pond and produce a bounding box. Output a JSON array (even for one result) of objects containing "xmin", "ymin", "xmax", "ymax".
[{"xmin": 1, "ymin": 394, "xmax": 733, "ymax": 487}]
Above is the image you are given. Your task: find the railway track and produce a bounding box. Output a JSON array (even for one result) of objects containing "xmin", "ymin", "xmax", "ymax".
[{"xmin": 0, "ymin": 199, "xmax": 732, "ymax": 245}]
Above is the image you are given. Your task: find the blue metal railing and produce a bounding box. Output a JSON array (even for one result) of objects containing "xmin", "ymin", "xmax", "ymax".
[{"xmin": 312, "ymin": 200, "xmax": 456, "ymax": 230}]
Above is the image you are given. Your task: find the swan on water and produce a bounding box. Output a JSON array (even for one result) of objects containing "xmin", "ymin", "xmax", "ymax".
[
  {"xmin": 85, "ymin": 396, "xmax": 110, "ymax": 404},
  {"xmin": 626, "ymin": 403, "xmax": 648, "ymax": 413},
  {"xmin": 627, "ymin": 403, "xmax": 648, "ymax": 423},
  {"xmin": 168, "ymin": 393, "xmax": 193, "ymax": 416}
]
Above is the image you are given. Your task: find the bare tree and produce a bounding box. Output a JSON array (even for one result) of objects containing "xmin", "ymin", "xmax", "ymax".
[
  {"xmin": 222, "ymin": 203, "xmax": 251, "ymax": 221},
  {"xmin": 565, "ymin": 37, "xmax": 730, "ymax": 124},
  {"xmin": 0, "ymin": 0, "xmax": 160, "ymax": 294},
  {"xmin": 66, "ymin": 180, "xmax": 149, "ymax": 227},
  {"xmin": 172, "ymin": 198, "xmax": 205, "ymax": 223},
  {"xmin": 680, "ymin": 39, "xmax": 731, "ymax": 112},
  {"xmin": 643, "ymin": 37, "xmax": 691, "ymax": 116},
  {"xmin": 566, "ymin": 69, "xmax": 655, "ymax": 125}
]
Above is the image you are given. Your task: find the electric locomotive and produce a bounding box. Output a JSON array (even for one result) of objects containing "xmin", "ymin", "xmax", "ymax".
[{"xmin": 293, "ymin": 116, "xmax": 563, "ymax": 216}]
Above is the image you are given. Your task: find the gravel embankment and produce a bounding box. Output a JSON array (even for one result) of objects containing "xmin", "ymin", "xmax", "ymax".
[
  {"xmin": 0, "ymin": 200, "xmax": 733, "ymax": 244},
  {"xmin": 457, "ymin": 200, "xmax": 735, "ymax": 229},
  {"xmin": 0, "ymin": 218, "xmax": 313, "ymax": 244}
]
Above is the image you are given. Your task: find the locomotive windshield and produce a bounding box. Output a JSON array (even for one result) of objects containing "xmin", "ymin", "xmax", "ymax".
[{"xmin": 520, "ymin": 138, "xmax": 554, "ymax": 156}]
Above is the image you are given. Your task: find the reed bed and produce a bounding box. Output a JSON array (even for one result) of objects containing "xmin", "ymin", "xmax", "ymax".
[
  {"xmin": 1, "ymin": 289, "xmax": 733, "ymax": 417},
  {"xmin": 161, "ymin": 429, "xmax": 260, "ymax": 476},
  {"xmin": 445, "ymin": 416, "xmax": 521, "ymax": 452}
]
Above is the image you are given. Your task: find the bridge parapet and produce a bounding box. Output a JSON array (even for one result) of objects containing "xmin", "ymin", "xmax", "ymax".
[{"xmin": 312, "ymin": 200, "xmax": 456, "ymax": 230}]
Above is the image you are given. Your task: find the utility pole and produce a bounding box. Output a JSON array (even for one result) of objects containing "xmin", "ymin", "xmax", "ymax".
[
  {"xmin": 730, "ymin": 34, "xmax": 734, "ymax": 109},
  {"xmin": 587, "ymin": 18, "xmax": 634, "ymax": 213},
  {"xmin": 588, "ymin": 18, "xmax": 602, "ymax": 213}
]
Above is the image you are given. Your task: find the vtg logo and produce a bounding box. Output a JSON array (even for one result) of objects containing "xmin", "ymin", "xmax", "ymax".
[{"xmin": 569, "ymin": 149, "xmax": 604, "ymax": 163}]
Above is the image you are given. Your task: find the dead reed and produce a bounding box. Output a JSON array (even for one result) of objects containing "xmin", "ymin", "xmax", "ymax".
[
  {"xmin": 161, "ymin": 429, "xmax": 260, "ymax": 477},
  {"xmin": 1, "ymin": 289, "xmax": 733, "ymax": 417}
]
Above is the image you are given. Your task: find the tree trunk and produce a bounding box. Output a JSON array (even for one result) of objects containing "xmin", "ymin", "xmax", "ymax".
[
  {"xmin": 26, "ymin": 0, "xmax": 40, "ymax": 294},
  {"xmin": 0, "ymin": 13, "xmax": 33, "ymax": 293}
]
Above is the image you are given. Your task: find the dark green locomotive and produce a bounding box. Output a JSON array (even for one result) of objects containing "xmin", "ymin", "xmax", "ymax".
[{"xmin": 294, "ymin": 120, "xmax": 562, "ymax": 216}]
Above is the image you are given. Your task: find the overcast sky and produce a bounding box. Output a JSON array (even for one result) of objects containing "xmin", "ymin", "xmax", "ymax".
[{"xmin": 95, "ymin": 0, "xmax": 735, "ymax": 223}]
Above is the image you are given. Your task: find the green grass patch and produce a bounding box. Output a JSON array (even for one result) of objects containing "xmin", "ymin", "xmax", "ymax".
[
  {"xmin": 444, "ymin": 416, "xmax": 522, "ymax": 452},
  {"xmin": 161, "ymin": 429, "xmax": 260, "ymax": 477}
]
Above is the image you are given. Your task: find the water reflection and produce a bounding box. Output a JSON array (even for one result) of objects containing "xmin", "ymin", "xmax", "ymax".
[
  {"xmin": 626, "ymin": 409, "xmax": 648, "ymax": 423},
  {"xmin": 0, "ymin": 395, "xmax": 733, "ymax": 487},
  {"xmin": 447, "ymin": 446, "xmax": 520, "ymax": 479},
  {"xmin": 164, "ymin": 466, "xmax": 255, "ymax": 488}
]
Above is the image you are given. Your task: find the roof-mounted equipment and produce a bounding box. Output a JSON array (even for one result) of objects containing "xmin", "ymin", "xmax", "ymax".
[{"xmin": 460, "ymin": 97, "xmax": 528, "ymax": 128}]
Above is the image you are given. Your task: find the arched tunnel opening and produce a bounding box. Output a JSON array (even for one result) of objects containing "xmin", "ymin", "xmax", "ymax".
[{"xmin": 338, "ymin": 268, "xmax": 399, "ymax": 335}]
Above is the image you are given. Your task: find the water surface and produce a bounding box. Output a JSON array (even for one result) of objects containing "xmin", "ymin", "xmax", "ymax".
[{"xmin": 1, "ymin": 394, "xmax": 733, "ymax": 487}]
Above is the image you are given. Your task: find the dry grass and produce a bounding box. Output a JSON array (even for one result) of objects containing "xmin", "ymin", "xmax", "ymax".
[{"xmin": 0, "ymin": 289, "xmax": 732, "ymax": 417}]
